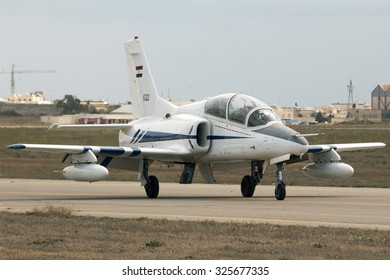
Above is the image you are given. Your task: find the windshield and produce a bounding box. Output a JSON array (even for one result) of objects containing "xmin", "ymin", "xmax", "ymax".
[
  {"xmin": 204, "ymin": 94, "xmax": 232, "ymax": 119},
  {"xmin": 228, "ymin": 94, "xmax": 259, "ymax": 124},
  {"xmin": 248, "ymin": 108, "xmax": 281, "ymax": 127},
  {"xmin": 204, "ymin": 93, "xmax": 279, "ymax": 127}
]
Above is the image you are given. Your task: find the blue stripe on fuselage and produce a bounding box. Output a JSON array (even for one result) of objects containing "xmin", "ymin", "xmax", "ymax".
[
  {"xmin": 133, "ymin": 131, "xmax": 249, "ymax": 143},
  {"xmin": 130, "ymin": 129, "xmax": 141, "ymax": 144},
  {"xmin": 137, "ymin": 131, "xmax": 197, "ymax": 143},
  {"xmin": 208, "ymin": 135, "xmax": 249, "ymax": 140}
]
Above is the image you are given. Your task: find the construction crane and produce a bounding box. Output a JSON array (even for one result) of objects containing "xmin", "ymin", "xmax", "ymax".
[
  {"xmin": 347, "ymin": 79, "xmax": 354, "ymax": 120},
  {"xmin": 0, "ymin": 64, "xmax": 56, "ymax": 94}
]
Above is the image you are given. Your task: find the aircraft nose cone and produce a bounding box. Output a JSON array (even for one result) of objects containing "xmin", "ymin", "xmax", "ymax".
[
  {"xmin": 254, "ymin": 123, "xmax": 309, "ymax": 155},
  {"xmin": 287, "ymin": 130, "xmax": 309, "ymax": 155},
  {"xmin": 289, "ymin": 134, "xmax": 309, "ymax": 146},
  {"xmin": 255, "ymin": 123, "xmax": 309, "ymax": 145}
]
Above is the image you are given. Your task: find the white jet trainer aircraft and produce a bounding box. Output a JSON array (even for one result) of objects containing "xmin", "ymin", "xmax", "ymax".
[{"xmin": 7, "ymin": 36, "xmax": 386, "ymax": 200}]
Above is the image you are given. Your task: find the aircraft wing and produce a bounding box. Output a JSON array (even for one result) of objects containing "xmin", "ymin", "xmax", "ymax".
[
  {"xmin": 307, "ymin": 142, "xmax": 386, "ymax": 153},
  {"xmin": 47, "ymin": 123, "xmax": 132, "ymax": 132},
  {"xmin": 6, "ymin": 144, "xmax": 188, "ymax": 161}
]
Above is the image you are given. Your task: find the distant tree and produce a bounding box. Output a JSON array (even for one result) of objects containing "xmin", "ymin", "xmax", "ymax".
[
  {"xmin": 84, "ymin": 100, "xmax": 99, "ymax": 114},
  {"xmin": 56, "ymin": 95, "xmax": 89, "ymax": 114},
  {"xmin": 105, "ymin": 104, "xmax": 121, "ymax": 113},
  {"xmin": 325, "ymin": 114, "xmax": 334, "ymax": 123},
  {"xmin": 0, "ymin": 110, "xmax": 21, "ymax": 117},
  {"xmin": 315, "ymin": 111, "xmax": 325, "ymax": 123}
]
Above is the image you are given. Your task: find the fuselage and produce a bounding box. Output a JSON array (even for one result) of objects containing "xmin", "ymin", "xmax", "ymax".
[{"xmin": 119, "ymin": 93, "xmax": 309, "ymax": 163}]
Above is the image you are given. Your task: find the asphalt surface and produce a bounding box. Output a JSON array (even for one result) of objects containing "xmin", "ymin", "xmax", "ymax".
[{"xmin": 1, "ymin": 179, "xmax": 389, "ymax": 230}]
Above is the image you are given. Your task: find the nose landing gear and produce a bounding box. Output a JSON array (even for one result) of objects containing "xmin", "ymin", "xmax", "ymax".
[{"xmin": 274, "ymin": 162, "xmax": 286, "ymax": 200}]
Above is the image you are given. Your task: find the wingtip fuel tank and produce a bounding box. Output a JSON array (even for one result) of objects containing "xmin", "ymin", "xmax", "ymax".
[
  {"xmin": 302, "ymin": 162, "xmax": 354, "ymax": 179},
  {"xmin": 63, "ymin": 164, "xmax": 109, "ymax": 182}
]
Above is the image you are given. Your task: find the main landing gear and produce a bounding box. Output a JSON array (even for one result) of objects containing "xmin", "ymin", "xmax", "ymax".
[
  {"xmin": 145, "ymin": 175, "xmax": 159, "ymax": 198},
  {"xmin": 241, "ymin": 160, "xmax": 287, "ymax": 200},
  {"xmin": 141, "ymin": 160, "xmax": 159, "ymax": 198},
  {"xmin": 241, "ymin": 161, "xmax": 263, "ymax": 197}
]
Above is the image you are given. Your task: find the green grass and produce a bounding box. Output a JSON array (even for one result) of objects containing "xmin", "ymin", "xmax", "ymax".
[
  {"xmin": 26, "ymin": 204, "xmax": 75, "ymax": 218},
  {"xmin": 0, "ymin": 209, "xmax": 389, "ymax": 260},
  {"xmin": 145, "ymin": 240, "xmax": 165, "ymax": 248}
]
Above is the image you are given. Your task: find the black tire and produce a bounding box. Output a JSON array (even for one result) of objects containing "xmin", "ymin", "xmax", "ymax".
[
  {"xmin": 145, "ymin": 175, "xmax": 159, "ymax": 198},
  {"xmin": 241, "ymin": 175, "xmax": 256, "ymax": 197},
  {"xmin": 274, "ymin": 181, "xmax": 286, "ymax": 200}
]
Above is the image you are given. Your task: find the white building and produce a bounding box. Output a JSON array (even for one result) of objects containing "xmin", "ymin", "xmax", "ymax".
[
  {"xmin": 80, "ymin": 99, "xmax": 109, "ymax": 111},
  {"xmin": 4, "ymin": 91, "xmax": 52, "ymax": 104}
]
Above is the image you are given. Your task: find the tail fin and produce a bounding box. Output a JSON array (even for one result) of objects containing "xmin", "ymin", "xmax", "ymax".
[{"xmin": 124, "ymin": 36, "xmax": 176, "ymax": 119}]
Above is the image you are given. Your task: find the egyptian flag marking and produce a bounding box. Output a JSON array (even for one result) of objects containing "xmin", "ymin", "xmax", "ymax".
[{"xmin": 136, "ymin": 65, "xmax": 143, "ymax": 78}]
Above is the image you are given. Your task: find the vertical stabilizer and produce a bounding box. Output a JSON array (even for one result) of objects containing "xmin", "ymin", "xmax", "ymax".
[{"xmin": 125, "ymin": 36, "xmax": 176, "ymax": 119}]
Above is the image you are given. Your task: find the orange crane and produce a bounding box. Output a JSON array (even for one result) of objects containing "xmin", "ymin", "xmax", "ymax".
[{"xmin": 0, "ymin": 64, "xmax": 56, "ymax": 94}]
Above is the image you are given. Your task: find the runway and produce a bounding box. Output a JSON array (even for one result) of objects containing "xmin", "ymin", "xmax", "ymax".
[{"xmin": 1, "ymin": 179, "xmax": 390, "ymax": 230}]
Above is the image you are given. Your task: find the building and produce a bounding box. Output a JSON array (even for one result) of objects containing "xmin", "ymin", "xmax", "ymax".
[
  {"xmin": 272, "ymin": 101, "xmax": 381, "ymax": 125},
  {"xmin": 372, "ymin": 84, "xmax": 390, "ymax": 121},
  {"xmin": 270, "ymin": 105, "xmax": 294, "ymax": 120},
  {"xmin": 271, "ymin": 105, "xmax": 317, "ymax": 124},
  {"xmin": 0, "ymin": 91, "xmax": 58, "ymax": 116},
  {"xmin": 41, "ymin": 113, "xmax": 131, "ymax": 125},
  {"xmin": 80, "ymin": 99, "xmax": 109, "ymax": 111},
  {"xmin": 328, "ymin": 102, "xmax": 381, "ymax": 123},
  {"xmin": 372, "ymin": 84, "xmax": 390, "ymax": 111},
  {"xmin": 4, "ymin": 91, "xmax": 53, "ymax": 104}
]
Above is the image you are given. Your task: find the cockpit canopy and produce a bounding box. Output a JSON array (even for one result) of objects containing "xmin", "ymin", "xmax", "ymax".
[{"xmin": 204, "ymin": 93, "xmax": 281, "ymax": 127}]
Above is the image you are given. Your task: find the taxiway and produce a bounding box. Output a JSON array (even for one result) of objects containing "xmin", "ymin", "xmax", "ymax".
[{"xmin": 1, "ymin": 179, "xmax": 389, "ymax": 230}]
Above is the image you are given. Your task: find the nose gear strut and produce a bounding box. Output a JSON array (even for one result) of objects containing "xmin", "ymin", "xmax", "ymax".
[{"xmin": 275, "ymin": 162, "xmax": 286, "ymax": 200}]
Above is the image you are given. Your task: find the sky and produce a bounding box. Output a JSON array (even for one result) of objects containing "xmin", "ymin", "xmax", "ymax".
[{"xmin": 1, "ymin": 0, "xmax": 389, "ymax": 107}]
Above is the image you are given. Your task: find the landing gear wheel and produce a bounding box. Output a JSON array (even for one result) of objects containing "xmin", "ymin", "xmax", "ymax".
[
  {"xmin": 274, "ymin": 181, "xmax": 286, "ymax": 200},
  {"xmin": 145, "ymin": 175, "xmax": 159, "ymax": 198},
  {"xmin": 241, "ymin": 175, "xmax": 256, "ymax": 197}
]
